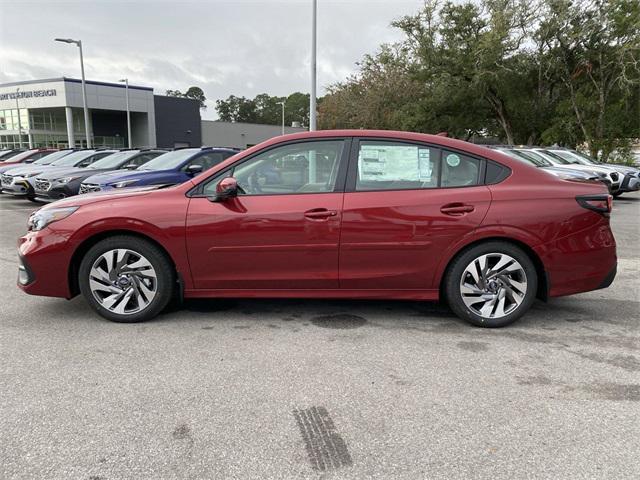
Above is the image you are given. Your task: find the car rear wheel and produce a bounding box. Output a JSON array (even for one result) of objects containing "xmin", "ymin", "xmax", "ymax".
[
  {"xmin": 445, "ymin": 242, "xmax": 537, "ymax": 328},
  {"xmin": 79, "ymin": 236, "xmax": 174, "ymax": 323}
]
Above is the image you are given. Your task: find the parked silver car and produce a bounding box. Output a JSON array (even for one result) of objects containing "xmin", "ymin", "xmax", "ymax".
[{"xmin": 545, "ymin": 148, "xmax": 640, "ymax": 197}]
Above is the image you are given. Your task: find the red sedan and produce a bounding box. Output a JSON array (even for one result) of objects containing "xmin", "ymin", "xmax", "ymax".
[{"xmin": 17, "ymin": 131, "xmax": 616, "ymax": 327}]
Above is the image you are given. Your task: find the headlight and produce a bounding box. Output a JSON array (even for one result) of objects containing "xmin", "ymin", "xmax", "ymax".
[
  {"xmin": 27, "ymin": 206, "xmax": 79, "ymax": 232},
  {"xmin": 109, "ymin": 180, "xmax": 137, "ymax": 188},
  {"xmin": 57, "ymin": 176, "xmax": 80, "ymax": 184}
]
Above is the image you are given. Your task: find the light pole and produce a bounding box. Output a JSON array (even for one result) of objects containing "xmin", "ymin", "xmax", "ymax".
[
  {"xmin": 309, "ymin": 0, "xmax": 317, "ymax": 131},
  {"xmin": 119, "ymin": 78, "xmax": 132, "ymax": 148},
  {"xmin": 15, "ymin": 87, "xmax": 24, "ymax": 148},
  {"xmin": 277, "ymin": 101, "xmax": 286, "ymax": 135},
  {"xmin": 55, "ymin": 38, "xmax": 91, "ymax": 148}
]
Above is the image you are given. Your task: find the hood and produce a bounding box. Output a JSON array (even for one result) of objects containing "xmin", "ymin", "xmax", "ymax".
[
  {"xmin": 0, "ymin": 163, "xmax": 29, "ymax": 174},
  {"xmin": 40, "ymin": 185, "xmax": 170, "ymax": 210},
  {"xmin": 35, "ymin": 166, "xmax": 86, "ymax": 180},
  {"xmin": 83, "ymin": 168, "xmax": 172, "ymax": 185},
  {"xmin": 37, "ymin": 166, "xmax": 118, "ymax": 181},
  {"xmin": 542, "ymin": 166, "xmax": 595, "ymax": 179},
  {"xmin": 1, "ymin": 164, "xmax": 58, "ymax": 177}
]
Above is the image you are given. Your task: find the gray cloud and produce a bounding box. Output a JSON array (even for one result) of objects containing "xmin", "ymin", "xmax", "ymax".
[{"xmin": 0, "ymin": 0, "xmax": 423, "ymax": 119}]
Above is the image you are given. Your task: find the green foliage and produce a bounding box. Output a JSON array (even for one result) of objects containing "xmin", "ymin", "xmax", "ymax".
[
  {"xmin": 215, "ymin": 92, "xmax": 310, "ymax": 127},
  {"xmin": 318, "ymin": 0, "xmax": 640, "ymax": 159},
  {"xmin": 166, "ymin": 86, "xmax": 207, "ymax": 109}
]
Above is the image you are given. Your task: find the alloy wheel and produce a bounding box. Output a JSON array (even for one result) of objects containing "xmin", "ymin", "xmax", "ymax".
[
  {"xmin": 89, "ymin": 248, "xmax": 158, "ymax": 315},
  {"xmin": 459, "ymin": 253, "xmax": 528, "ymax": 319}
]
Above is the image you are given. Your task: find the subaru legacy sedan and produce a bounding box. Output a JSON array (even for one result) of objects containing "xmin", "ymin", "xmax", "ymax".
[{"xmin": 17, "ymin": 131, "xmax": 616, "ymax": 328}]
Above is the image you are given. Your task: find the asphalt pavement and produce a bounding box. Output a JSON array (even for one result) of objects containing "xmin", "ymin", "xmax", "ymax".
[{"xmin": 1, "ymin": 192, "xmax": 639, "ymax": 479}]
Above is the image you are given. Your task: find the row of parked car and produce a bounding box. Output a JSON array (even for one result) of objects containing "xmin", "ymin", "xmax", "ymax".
[
  {"xmin": 486, "ymin": 146, "xmax": 640, "ymax": 197},
  {"xmin": 1, "ymin": 143, "xmax": 639, "ymax": 204},
  {"xmin": 0, "ymin": 146, "xmax": 240, "ymax": 202}
]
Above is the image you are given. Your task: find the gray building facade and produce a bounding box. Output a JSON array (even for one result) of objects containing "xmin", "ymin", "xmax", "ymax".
[{"xmin": 0, "ymin": 78, "xmax": 201, "ymax": 149}]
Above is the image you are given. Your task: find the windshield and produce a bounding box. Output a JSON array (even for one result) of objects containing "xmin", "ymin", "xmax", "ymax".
[
  {"xmin": 51, "ymin": 150, "xmax": 99, "ymax": 166},
  {"xmin": 87, "ymin": 151, "xmax": 138, "ymax": 169},
  {"xmin": 32, "ymin": 150, "xmax": 74, "ymax": 165},
  {"xmin": 138, "ymin": 149, "xmax": 197, "ymax": 171},
  {"xmin": 1, "ymin": 149, "xmax": 39, "ymax": 162},
  {"xmin": 527, "ymin": 149, "xmax": 572, "ymax": 165},
  {"xmin": 504, "ymin": 149, "xmax": 551, "ymax": 167},
  {"xmin": 552, "ymin": 149, "xmax": 596, "ymax": 165}
]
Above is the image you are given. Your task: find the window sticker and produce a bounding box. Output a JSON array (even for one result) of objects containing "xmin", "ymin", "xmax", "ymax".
[
  {"xmin": 358, "ymin": 145, "xmax": 433, "ymax": 182},
  {"xmin": 446, "ymin": 153, "xmax": 461, "ymax": 167}
]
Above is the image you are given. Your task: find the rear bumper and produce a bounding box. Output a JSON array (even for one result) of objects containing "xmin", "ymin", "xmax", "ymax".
[{"xmin": 535, "ymin": 217, "xmax": 617, "ymax": 297}]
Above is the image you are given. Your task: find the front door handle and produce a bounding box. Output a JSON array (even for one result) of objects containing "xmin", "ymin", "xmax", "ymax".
[
  {"xmin": 440, "ymin": 203, "xmax": 475, "ymax": 216},
  {"xmin": 304, "ymin": 208, "xmax": 338, "ymax": 220}
]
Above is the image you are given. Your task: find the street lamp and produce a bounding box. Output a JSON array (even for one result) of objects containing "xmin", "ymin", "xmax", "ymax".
[
  {"xmin": 15, "ymin": 87, "xmax": 24, "ymax": 148},
  {"xmin": 309, "ymin": 0, "xmax": 317, "ymax": 131},
  {"xmin": 55, "ymin": 37, "xmax": 91, "ymax": 148},
  {"xmin": 119, "ymin": 78, "xmax": 132, "ymax": 148},
  {"xmin": 276, "ymin": 101, "xmax": 286, "ymax": 135}
]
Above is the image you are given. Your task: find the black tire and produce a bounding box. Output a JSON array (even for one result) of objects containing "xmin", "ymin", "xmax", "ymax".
[
  {"xmin": 444, "ymin": 241, "xmax": 538, "ymax": 328},
  {"xmin": 78, "ymin": 235, "xmax": 175, "ymax": 323},
  {"xmin": 612, "ymin": 191, "xmax": 623, "ymax": 198},
  {"xmin": 26, "ymin": 196, "xmax": 38, "ymax": 203}
]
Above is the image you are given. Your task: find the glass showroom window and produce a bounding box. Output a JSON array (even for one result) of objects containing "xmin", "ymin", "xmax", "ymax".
[{"xmin": 0, "ymin": 109, "xmax": 28, "ymax": 131}]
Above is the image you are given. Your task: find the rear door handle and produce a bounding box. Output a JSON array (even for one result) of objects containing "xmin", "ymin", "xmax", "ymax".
[
  {"xmin": 304, "ymin": 208, "xmax": 338, "ymax": 220},
  {"xmin": 440, "ymin": 203, "xmax": 475, "ymax": 216}
]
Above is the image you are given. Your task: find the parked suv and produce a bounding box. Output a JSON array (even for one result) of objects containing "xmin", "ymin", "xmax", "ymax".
[
  {"xmin": 488, "ymin": 147, "xmax": 601, "ymax": 182},
  {"xmin": 518, "ymin": 148, "xmax": 621, "ymax": 194},
  {"xmin": 34, "ymin": 149, "xmax": 166, "ymax": 202},
  {"xmin": 18, "ymin": 131, "xmax": 616, "ymax": 328},
  {"xmin": 546, "ymin": 148, "xmax": 640, "ymax": 197},
  {"xmin": 2, "ymin": 149, "xmax": 116, "ymax": 201},
  {"xmin": 79, "ymin": 147, "xmax": 239, "ymax": 193}
]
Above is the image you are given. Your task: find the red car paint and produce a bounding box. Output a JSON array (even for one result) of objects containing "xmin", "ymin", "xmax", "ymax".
[{"xmin": 17, "ymin": 130, "xmax": 616, "ymax": 303}]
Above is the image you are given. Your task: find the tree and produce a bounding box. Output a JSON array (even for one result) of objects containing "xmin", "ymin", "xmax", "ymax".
[
  {"xmin": 166, "ymin": 86, "xmax": 207, "ymax": 110},
  {"xmin": 215, "ymin": 92, "xmax": 312, "ymax": 127},
  {"xmin": 538, "ymin": 0, "xmax": 640, "ymax": 160},
  {"xmin": 319, "ymin": 45, "xmax": 426, "ymax": 131}
]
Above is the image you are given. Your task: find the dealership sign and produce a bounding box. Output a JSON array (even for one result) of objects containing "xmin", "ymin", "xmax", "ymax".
[{"xmin": 0, "ymin": 89, "xmax": 57, "ymax": 101}]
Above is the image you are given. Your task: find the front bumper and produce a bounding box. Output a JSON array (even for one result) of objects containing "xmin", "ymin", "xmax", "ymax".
[
  {"xmin": 2, "ymin": 178, "xmax": 35, "ymax": 197},
  {"xmin": 619, "ymin": 174, "xmax": 640, "ymax": 193},
  {"xmin": 34, "ymin": 184, "xmax": 76, "ymax": 203},
  {"xmin": 18, "ymin": 229, "xmax": 76, "ymax": 298}
]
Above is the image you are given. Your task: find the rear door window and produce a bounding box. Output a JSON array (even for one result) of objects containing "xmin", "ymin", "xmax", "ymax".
[
  {"xmin": 440, "ymin": 151, "xmax": 481, "ymax": 187},
  {"xmin": 355, "ymin": 141, "xmax": 439, "ymax": 191}
]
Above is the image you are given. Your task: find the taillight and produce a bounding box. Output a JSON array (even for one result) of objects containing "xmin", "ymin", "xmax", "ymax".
[{"xmin": 576, "ymin": 194, "xmax": 612, "ymax": 215}]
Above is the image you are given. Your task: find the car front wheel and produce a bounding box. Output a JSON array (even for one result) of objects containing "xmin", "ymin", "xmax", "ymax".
[
  {"xmin": 445, "ymin": 242, "xmax": 538, "ymax": 327},
  {"xmin": 78, "ymin": 236, "xmax": 174, "ymax": 323}
]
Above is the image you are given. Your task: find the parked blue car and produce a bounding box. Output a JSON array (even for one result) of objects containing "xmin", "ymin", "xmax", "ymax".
[{"xmin": 79, "ymin": 147, "xmax": 239, "ymax": 193}]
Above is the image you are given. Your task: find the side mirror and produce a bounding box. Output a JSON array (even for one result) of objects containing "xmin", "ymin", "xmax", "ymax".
[
  {"xmin": 186, "ymin": 164, "xmax": 204, "ymax": 176},
  {"xmin": 209, "ymin": 176, "xmax": 239, "ymax": 202},
  {"xmin": 123, "ymin": 163, "xmax": 138, "ymax": 170}
]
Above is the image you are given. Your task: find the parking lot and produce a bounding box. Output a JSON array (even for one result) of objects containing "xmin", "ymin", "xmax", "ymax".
[{"xmin": 1, "ymin": 192, "xmax": 638, "ymax": 479}]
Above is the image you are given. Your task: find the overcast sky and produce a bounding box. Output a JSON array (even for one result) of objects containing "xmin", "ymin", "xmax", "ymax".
[{"xmin": 0, "ymin": 0, "xmax": 424, "ymax": 119}]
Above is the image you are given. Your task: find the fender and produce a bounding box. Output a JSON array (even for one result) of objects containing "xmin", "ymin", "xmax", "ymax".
[
  {"xmin": 67, "ymin": 215, "xmax": 194, "ymax": 291},
  {"xmin": 431, "ymin": 224, "xmax": 546, "ymax": 287}
]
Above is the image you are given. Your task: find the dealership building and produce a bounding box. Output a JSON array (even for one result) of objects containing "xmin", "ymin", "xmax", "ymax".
[{"xmin": 0, "ymin": 78, "xmax": 306, "ymax": 150}]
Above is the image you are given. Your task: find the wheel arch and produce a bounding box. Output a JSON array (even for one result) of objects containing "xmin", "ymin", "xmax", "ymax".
[
  {"xmin": 68, "ymin": 229, "xmax": 180, "ymax": 298},
  {"xmin": 438, "ymin": 236, "xmax": 549, "ymax": 302}
]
